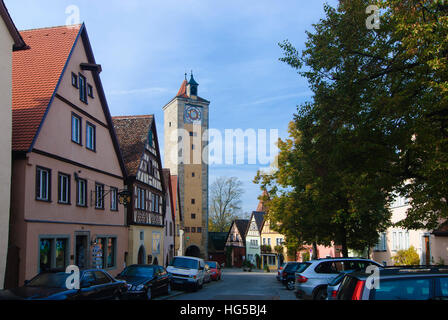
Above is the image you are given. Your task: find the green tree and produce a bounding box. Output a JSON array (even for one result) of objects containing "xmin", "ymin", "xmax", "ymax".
[{"xmin": 256, "ymin": 0, "xmax": 402, "ymax": 256}]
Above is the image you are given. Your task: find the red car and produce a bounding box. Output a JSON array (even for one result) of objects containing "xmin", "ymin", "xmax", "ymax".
[{"xmin": 205, "ymin": 261, "xmax": 222, "ymax": 281}]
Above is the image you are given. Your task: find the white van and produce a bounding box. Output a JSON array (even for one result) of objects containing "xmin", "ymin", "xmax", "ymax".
[{"xmin": 167, "ymin": 256, "xmax": 206, "ymax": 291}]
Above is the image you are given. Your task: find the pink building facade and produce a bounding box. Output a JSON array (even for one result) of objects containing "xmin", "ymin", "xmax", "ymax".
[{"xmin": 6, "ymin": 24, "xmax": 128, "ymax": 287}]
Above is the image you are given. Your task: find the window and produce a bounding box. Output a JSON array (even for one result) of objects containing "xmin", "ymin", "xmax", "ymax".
[
  {"xmin": 371, "ymin": 278, "xmax": 431, "ymax": 300},
  {"xmin": 147, "ymin": 161, "xmax": 153, "ymax": 176},
  {"xmin": 95, "ymin": 183, "xmax": 104, "ymax": 209},
  {"xmin": 374, "ymin": 232, "xmax": 387, "ymax": 251},
  {"xmin": 439, "ymin": 277, "xmax": 448, "ymax": 297},
  {"xmin": 71, "ymin": 73, "xmax": 78, "ymax": 88},
  {"xmin": 137, "ymin": 187, "xmax": 145, "ymax": 210},
  {"xmin": 110, "ymin": 187, "xmax": 118, "ymax": 211},
  {"xmin": 185, "ymin": 227, "xmax": 190, "ymax": 233},
  {"xmin": 152, "ymin": 232, "xmax": 161, "ymax": 254},
  {"xmin": 276, "ymin": 238, "xmax": 283, "ymax": 246},
  {"xmin": 263, "ymin": 238, "xmax": 266, "ymax": 245},
  {"xmin": 197, "ymin": 227, "xmax": 202, "ymax": 233},
  {"xmin": 268, "ymin": 256, "xmax": 276, "ymax": 265},
  {"xmin": 192, "ymin": 172, "xmax": 195, "ymax": 177},
  {"xmin": 170, "ymin": 222, "xmax": 173, "ymax": 237},
  {"xmin": 87, "ymin": 84, "xmax": 94, "ymax": 98},
  {"xmin": 58, "ymin": 173, "xmax": 70, "ymax": 204},
  {"xmin": 94, "ymin": 237, "xmax": 116, "ymax": 269},
  {"xmin": 79, "ymin": 73, "xmax": 87, "ymax": 103},
  {"xmin": 71, "ymin": 114, "xmax": 81, "ymax": 144},
  {"xmin": 39, "ymin": 237, "xmax": 68, "ymax": 272},
  {"xmin": 267, "ymin": 238, "xmax": 271, "ymax": 245},
  {"xmin": 86, "ymin": 122, "xmax": 96, "ymax": 151},
  {"xmin": 36, "ymin": 166, "xmax": 51, "ymax": 201},
  {"xmin": 93, "ymin": 271, "xmax": 111, "ymax": 285},
  {"xmin": 191, "ymin": 198, "xmax": 195, "ymax": 204},
  {"xmin": 191, "ymin": 227, "xmax": 196, "ymax": 233},
  {"xmin": 191, "ymin": 213, "xmax": 196, "ymax": 219},
  {"xmin": 76, "ymin": 178, "xmax": 87, "ymax": 207}
]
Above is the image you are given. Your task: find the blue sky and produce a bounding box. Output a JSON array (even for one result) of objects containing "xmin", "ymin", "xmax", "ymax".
[{"xmin": 6, "ymin": 0, "xmax": 338, "ymax": 214}]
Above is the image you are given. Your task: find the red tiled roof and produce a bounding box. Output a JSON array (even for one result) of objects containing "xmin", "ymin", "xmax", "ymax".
[
  {"xmin": 12, "ymin": 25, "xmax": 81, "ymax": 151},
  {"xmin": 176, "ymin": 79, "xmax": 188, "ymax": 98},
  {"xmin": 112, "ymin": 115, "xmax": 154, "ymax": 176},
  {"xmin": 174, "ymin": 79, "xmax": 209, "ymax": 103}
]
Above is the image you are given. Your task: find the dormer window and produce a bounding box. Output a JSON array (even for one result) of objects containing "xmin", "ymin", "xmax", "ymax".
[{"xmin": 190, "ymin": 85, "xmax": 197, "ymax": 96}]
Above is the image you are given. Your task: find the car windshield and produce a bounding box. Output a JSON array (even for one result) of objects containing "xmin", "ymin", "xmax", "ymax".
[
  {"xmin": 206, "ymin": 262, "xmax": 217, "ymax": 268},
  {"xmin": 284, "ymin": 263, "xmax": 300, "ymax": 272},
  {"xmin": 26, "ymin": 273, "xmax": 70, "ymax": 288},
  {"xmin": 120, "ymin": 266, "xmax": 155, "ymax": 278},
  {"xmin": 171, "ymin": 257, "xmax": 199, "ymax": 269}
]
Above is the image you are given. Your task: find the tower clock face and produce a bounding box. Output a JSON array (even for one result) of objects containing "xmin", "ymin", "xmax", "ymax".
[{"xmin": 184, "ymin": 105, "xmax": 202, "ymax": 124}]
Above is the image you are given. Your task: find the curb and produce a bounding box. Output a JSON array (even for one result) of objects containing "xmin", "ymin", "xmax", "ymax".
[{"xmin": 154, "ymin": 289, "xmax": 186, "ymax": 301}]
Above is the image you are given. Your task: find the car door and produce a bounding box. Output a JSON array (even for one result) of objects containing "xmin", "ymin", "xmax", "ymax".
[
  {"xmin": 78, "ymin": 271, "xmax": 98, "ymax": 300},
  {"xmin": 198, "ymin": 260, "xmax": 205, "ymax": 284},
  {"xmin": 158, "ymin": 266, "xmax": 169, "ymax": 290},
  {"xmin": 93, "ymin": 271, "xmax": 115, "ymax": 300}
]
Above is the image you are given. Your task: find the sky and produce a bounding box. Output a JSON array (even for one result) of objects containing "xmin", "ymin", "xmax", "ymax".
[{"xmin": 6, "ymin": 0, "xmax": 339, "ymax": 214}]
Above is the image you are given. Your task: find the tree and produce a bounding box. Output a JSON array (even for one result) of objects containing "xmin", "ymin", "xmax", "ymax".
[
  {"xmin": 374, "ymin": 0, "xmax": 448, "ymax": 230},
  {"xmin": 208, "ymin": 177, "xmax": 244, "ymax": 232},
  {"xmin": 255, "ymin": 0, "xmax": 402, "ymax": 256}
]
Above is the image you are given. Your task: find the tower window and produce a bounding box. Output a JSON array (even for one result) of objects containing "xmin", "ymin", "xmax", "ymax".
[
  {"xmin": 192, "ymin": 172, "xmax": 195, "ymax": 177},
  {"xmin": 191, "ymin": 199, "xmax": 195, "ymax": 204},
  {"xmin": 191, "ymin": 213, "xmax": 196, "ymax": 219},
  {"xmin": 191, "ymin": 85, "xmax": 197, "ymax": 96}
]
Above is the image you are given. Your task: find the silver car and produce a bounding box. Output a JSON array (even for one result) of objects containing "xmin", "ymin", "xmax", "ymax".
[{"xmin": 295, "ymin": 258, "xmax": 382, "ymax": 300}]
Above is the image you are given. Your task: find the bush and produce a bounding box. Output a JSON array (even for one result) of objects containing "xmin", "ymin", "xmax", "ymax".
[{"xmin": 392, "ymin": 246, "xmax": 420, "ymax": 266}]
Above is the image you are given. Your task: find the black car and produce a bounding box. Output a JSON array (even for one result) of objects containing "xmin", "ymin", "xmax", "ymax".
[
  {"xmin": 282, "ymin": 262, "xmax": 308, "ymax": 290},
  {"xmin": 116, "ymin": 264, "xmax": 172, "ymax": 300},
  {"xmin": 0, "ymin": 269, "xmax": 127, "ymax": 300}
]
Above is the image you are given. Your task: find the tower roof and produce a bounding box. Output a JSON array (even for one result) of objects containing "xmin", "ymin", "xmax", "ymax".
[
  {"xmin": 173, "ymin": 77, "xmax": 209, "ymax": 103},
  {"xmin": 256, "ymin": 189, "xmax": 269, "ymax": 212},
  {"xmin": 188, "ymin": 73, "xmax": 199, "ymax": 86}
]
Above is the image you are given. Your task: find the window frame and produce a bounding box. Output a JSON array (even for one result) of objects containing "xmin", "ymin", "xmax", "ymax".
[
  {"xmin": 110, "ymin": 187, "xmax": 118, "ymax": 211},
  {"xmin": 87, "ymin": 83, "xmax": 94, "ymax": 98},
  {"xmin": 71, "ymin": 113, "xmax": 82, "ymax": 145},
  {"xmin": 36, "ymin": 166, "xmax": 51, "ymax": 202},
  {"xmin": 57, "ymin": 172, "xmax": 71, "ymax": 205},
  {"xmin": 86, "ymin": 121, "xmax": 96, "ymax": 152},
  {"xmin": 78, "ymin": 73, "xmax": 87, "ymax": 104},
  {"xmin": 76, "ymin": 178, "xmax": 87, "ymax": 207},
  {"xmin": 95, "ymin": 183, "xmax": 105, "ymax": 210},
  {"xmin": 71, "ymin": 73, "xmax": 78, "ymax": 88}
]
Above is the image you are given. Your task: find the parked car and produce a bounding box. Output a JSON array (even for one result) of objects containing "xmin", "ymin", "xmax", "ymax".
[
  {"xmin": 0, "ymin": 269, "xmax": 127, "ymax": 300},
  {"xmin": 326, "ymin": 270, "xmax": 356, "ymax": 300},
  {"xmin": 277, "ymin": 262, "xmax": 295, "ymax": 281},
  {"xmin": 295, "ymin": 257, "xmax": 383, "ymax": 300},
  {"xmin": 116, "ymin": 264, "xmax": 171, "ymax": 300},
  {"xmin": 282, "ymin": 262, "xmax": 308, "ymax": 290},
  {"xmin": 205, "ymin": 261, "xmax": 222, "ymax": 281},
  {"xmin": 337, "ymin": 265, "xmax": 448, "ymax": 300},
  {"xmin": 167, "ymin": 256, "xmax": 206, "ymax": 291}
]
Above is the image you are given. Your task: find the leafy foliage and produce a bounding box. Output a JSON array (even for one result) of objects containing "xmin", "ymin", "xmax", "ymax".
[{"xmin": 392, "ymin": 246, "xmax": 421, "ymax": 265}]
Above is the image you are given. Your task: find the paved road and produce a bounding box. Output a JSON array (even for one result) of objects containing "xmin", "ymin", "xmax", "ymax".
[{"xmin": 157, "ymin": 268, "xmax": 297, "ymax": 300}]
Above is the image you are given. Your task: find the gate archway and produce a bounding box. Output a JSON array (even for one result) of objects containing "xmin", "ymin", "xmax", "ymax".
[{"xmin": 185, "ymin": 245, "xmax": 201, "ymax": 258}]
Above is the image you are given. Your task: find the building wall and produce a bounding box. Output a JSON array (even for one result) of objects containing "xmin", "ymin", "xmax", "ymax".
[
  {"xmin": 371, "ymin": 201, "xmax": 448, "ymax": 266},
  {"xmin": 163, "ymin": 188, "xmax": 174, "ymax": 267},
  {"xmin": 7, "ymin": 32, "xmax": 128, "ymax": 286},
  {"xmin": 0, "ymin": 15, "xmax": 14, "ymax": 289},
  {"xmin": 127, "ymin": 225, "xmax": 163, "ymax": 267}
]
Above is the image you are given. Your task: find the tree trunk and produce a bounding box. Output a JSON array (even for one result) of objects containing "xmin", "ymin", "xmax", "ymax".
[
  {"xmin": 312, "ymin": 241, "xmax": 318, "ymax": 260},
  {"xmin": 341, "ymin": 237, "xmax": 349, "ymax": 257}
]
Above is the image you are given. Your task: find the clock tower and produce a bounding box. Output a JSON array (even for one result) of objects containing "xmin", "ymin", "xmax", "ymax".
[{"xmin": 163, "ymin": 73, "xmax": 210, "ymax": 259}]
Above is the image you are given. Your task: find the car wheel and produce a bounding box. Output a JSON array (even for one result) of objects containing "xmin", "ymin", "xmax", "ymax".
[
  {"xmin": 286, "ymin": 280, "xmax": 295, "ymax": 291},
  {"xmin": 146, "ymin": 287, "xmax": 152, "ymax": 300},
  {"xmin": 313, "ymin": 287, "xmax": 327, "ymax": 300}
]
